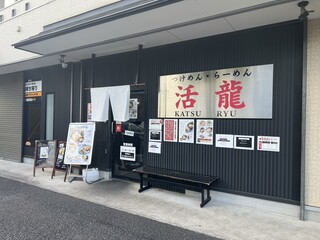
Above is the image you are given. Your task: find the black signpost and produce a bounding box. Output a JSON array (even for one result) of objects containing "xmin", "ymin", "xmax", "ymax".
[{"xmin": 33, "ymin": 140, "xmax": 57, "ymax": 177}]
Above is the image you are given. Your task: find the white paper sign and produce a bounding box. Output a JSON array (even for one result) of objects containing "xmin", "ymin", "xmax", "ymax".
[
  {"xmin": 196, "ymin": 119, "xmax": 213, "ymax": 145},
  {"xmin": 120, "ymin": 146, "xmax": 136, "ymax": 161},
  {"xmin": 178, "ymin": 119, "xmax": 194, "ymax": 143},
  {"xmin": 124, "ymin": 130, "xmax": 134, "ymax": 137},
  {"xmin": 149, "ymin": 119, "xmax": 163, "ymax": 130},
  {"xmin": 39, "ymin": 147, "xmax": 49, "ymax": 158},
  {"xmin": 216, "ymin": 134, "xmax": 234, "ymax": 148},
  {"xmin": 148, "ymin": 142, "xmax": 161, "ymax": 154},
  {"xmin": 257, "ymin": 136, "xmax": 280, "ymax": 152}
]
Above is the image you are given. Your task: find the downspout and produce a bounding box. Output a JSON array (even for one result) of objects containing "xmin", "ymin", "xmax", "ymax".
[
  {"xmin": 69, "ymin": 63, "xmax": 74, "ymax": 123},
  {"xmin": 91, "ymin": 54, "xmax": 96, "ymax": 88},
  {"xmin": 134, "ymin": 44, "xmax": 143, "ymax": 85},
  {"xmin": 79, "ymin": 61, "xmax": 83, "ymax": 122},
  {"xmin": 300, "ymin": 18, "xmax": 308, "ymax": 221}
]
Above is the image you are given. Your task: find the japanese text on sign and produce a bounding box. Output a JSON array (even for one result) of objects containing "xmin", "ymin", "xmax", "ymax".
[
  {"xmin": 158, "ymin": 64, "xmax": 273, "ymax": 119},
  {"xmin": 25, "ymin": 80, "xmax": 42, "ymax": 98}
]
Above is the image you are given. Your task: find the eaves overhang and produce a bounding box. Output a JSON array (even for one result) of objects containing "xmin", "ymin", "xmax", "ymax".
[
  {"xmin": 10, "ymin": 0, "xmax": 320, "ymax": 66},
  {"xmin": 13, "ymin": 0, "xmax": 182, "ymax": 54}
]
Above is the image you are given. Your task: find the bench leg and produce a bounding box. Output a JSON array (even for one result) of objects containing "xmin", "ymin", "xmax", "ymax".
[
  {"xmin": 138, "ymin": 173, "xmax": 152, "ymax": 193},
  {"xmin": 200, "ymin": 187, "xmax": 211, "ymax": 208}
]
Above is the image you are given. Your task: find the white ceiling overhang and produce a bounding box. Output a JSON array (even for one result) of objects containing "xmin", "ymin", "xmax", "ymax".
[{"xmin": 4, "ymin": 0, "xmax": 320, "ymax": 74}]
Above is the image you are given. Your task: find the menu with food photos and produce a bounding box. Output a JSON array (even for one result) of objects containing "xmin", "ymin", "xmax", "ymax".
[
  {"xmin": 64, "ymin": 122, "xmax": 96, "ymax": 165},
  {"xmin": 178, "ymin": 119, "xmax": 194, "ymax": 143},
  {"xmin": 196, "ymin": 119, "xmax": 214, "ymax": 145}
]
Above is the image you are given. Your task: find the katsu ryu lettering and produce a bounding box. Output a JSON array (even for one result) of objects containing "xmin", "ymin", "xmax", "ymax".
[{"xmin": 158, "ymin": 64, "xmax": 273, "ymax": 119}]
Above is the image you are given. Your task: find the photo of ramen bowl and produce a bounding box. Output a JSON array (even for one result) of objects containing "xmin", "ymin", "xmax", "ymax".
[
  {"xmin": 181, "ymin": 135, "xmax": 188, "ymax": 140},
  {"xmin": 206, "ymin": 127, "xmax": 213, "ymax": 133},
  {"xmin": 199, "ymin": 120, "xmax": 206, "ymax": 127},
  {"xmin": 206, "ymin": 120, "xmax": 212, "ymax": 126},
  {"xmin": 71, "ymin": 131, "xmax": 84, "ymax": 143},
  {"xmin": 78, "ymin": 144, "xmax": 91, "ymax": 155}
]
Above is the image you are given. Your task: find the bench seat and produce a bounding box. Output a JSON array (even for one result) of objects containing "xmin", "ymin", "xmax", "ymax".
[{"xmin": 133, "ymin": 166, "xmax": 219, "ymax": 208}]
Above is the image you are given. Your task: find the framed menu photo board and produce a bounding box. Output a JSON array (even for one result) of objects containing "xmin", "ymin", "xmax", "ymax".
[
  {"xmin": 55, "ymin": 141, "xmax": 67, "ymax": 170},
  {"xmin": 64, "ymin": 122, "xmax": 96, "ymax": 165},
  {"xmin": 51, "ymin": 141, "xmax": 68, "ymax": 179},
  {"xmin": 33, "ymin": 140, "xmax": 57, "ymax": 177}
]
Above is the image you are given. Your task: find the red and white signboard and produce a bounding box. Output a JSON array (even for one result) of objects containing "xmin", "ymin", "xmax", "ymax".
[
  {"xmin": 164, "ymin": 119, "xmax": 177, "ymax": 142},
  {"xmin": 158, "ymin": 64, "xmax": 273, "ymax": 119}
]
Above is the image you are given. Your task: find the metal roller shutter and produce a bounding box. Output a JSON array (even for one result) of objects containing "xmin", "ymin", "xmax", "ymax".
[{"xmin": 0, "ymin": 72, "xmax": 23, "ymax": 162}]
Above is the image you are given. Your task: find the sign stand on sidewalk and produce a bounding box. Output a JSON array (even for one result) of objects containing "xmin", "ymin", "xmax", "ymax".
[
  {"xmin": 51, "ymin": 141, "xmax": 68, "ymax": 180},
  {"xmin": 33, "ymin": 140, "xmax": 57, "ymax": 177},
  {"xmin": 63, "ymin": 122, "xmax": 103, "ymax": 184}
]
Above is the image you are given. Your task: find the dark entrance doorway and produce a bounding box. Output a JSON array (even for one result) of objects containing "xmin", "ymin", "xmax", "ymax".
[
  {"xmin": 23, "ymin": 100, "xmax": 41, "ymax": 157},
  {"xmin": 111, "ymin": 86, "xmax": 145, "ymax": 180}
]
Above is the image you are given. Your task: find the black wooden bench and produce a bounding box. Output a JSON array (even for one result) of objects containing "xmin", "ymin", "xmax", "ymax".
[{"xmin": 133, "ymin": 166, "xmax": 219, "ymax": 208}]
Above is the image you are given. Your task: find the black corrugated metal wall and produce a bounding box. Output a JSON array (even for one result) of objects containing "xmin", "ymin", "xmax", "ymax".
[
  {"xmin": 24, "ymin": 65, "xmax": 71, "ymax": 142},
  {"xmin": 86, "ymin": 21, "xmax": 303, "ymax": 203}
]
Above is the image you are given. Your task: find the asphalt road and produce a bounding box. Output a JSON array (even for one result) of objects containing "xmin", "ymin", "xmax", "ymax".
[{"xmin": 0, "ymin": 177, "xmax": 220, "ymax": 240}]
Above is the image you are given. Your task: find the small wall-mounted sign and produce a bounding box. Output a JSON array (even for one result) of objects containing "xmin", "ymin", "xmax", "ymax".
[
  {"xmin": 257, "ymin": 136, "xmax": 280, "ymax": 152},
  {"xmin": 120, "ymin": 146, "xmax": 136, "ymax": 161},
  {"xmin": 234, "ymin": 135, "xmax": 254, "ymax": 150}
]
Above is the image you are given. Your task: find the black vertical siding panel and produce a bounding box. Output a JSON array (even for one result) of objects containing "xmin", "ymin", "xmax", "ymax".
[
  {"xmin": 83, "ymin": 21, "xmax": 302, "ymax": 203},
  {"xmin": 25, "ymin": 65, "xmax": 71, "ymax": 141}
]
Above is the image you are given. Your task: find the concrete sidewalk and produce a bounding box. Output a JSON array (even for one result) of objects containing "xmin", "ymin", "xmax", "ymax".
[{"xmin": 0, "ymin": 160, "xmax": 319, "ymax": 240}]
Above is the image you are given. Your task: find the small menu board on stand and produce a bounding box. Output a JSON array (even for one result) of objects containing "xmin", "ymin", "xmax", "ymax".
[
  {"xmin": 51, "ymin": 141, "xmax": 67, "ymax": 179},
  {"xmin": 33, "ymin": 140, "xmax": 57, "ymax": 177}
]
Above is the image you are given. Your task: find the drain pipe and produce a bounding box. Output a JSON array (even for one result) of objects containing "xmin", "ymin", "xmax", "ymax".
[
  {"xmin": 79, "ymin": 61, "xmax": 83, "ymax": 122},
  {"xmin": 134, "ymin": 44, "xmax": 143, "ymax": 85},
  {"xmin": 300, "ymin": 18, "xmax": 308, "ymax": 221},
  {"xmin": 69, "ymin": 63, "xmax": 74, "ymax": 123},
  {"xmin": 91, "ymin": 54, "xmax": 96, "ymax": 88}
]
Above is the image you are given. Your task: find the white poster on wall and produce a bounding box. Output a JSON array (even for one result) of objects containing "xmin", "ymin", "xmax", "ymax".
[
  {"xmin": 215, "ymin": 134, "xmax": 234, "ymax": 148},
  {"xmin": 149, "ymin": 119, "xmax": 163, "ymax": 130},
  {"xmin": 257, "ymin": 136, "xmax": 280, "ymax": 152},
  {"xmin": 196, "ymin": 119, "xmax": 213, "ymax": 145},
  {"xmin": 148, "ymin": 142, "xmax": 161, "ymax": 154},
  {"xmin": 178, "ymin": 119, "xmax": 194, "ymax": 143}
]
